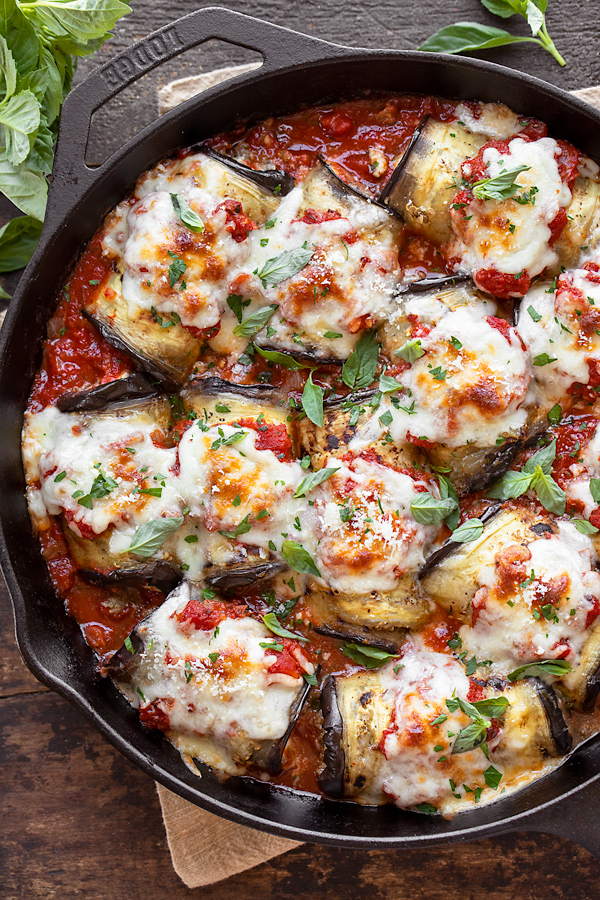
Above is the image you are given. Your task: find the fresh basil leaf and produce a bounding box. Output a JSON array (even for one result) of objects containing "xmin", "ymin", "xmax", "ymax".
[
  {"xmin": 125, "ymin": 515, "xmax": 184, "ymax": 558},
  {"xmin": 0, "ymin": 88, "xmax": 40, "ymax": 166},
  {"xmin": 573, "ymin": 519, "xmax": 599, "ymax": 535},
  {"xmin": 523, "ymin": 439, "xmax": 556, "ymax": 476},
  {"xmin": 220, "ymin": 513, "xmax": 252, "ymax": 540},
  {"xmin": 293, "ymin": 466, "xmax": 339, "ymax": 499},
  {"xmin": 262, "ymin": 611, "xmax": 308, "ymax": 642},
  {"xmin": 451, "ymin": 721, "xmax": 488, "ymax": 755},
  {"xmin": 481, "ymin": 0, "xmax": 519, "ymax": 18},
  {"xmin": 233, "ymin": 304, "xmax": 278, "ymax": 338},
  {"xmin": 484, "ymin": 765, "xmax": 503, "ymax": 790},
  {"xmin": 547, "ymin": 403, "xmax": 562, "ymax": 425},
  {"xmin": 341, "ymin": 330, "xmax": 379, "ymax": 390},
  {"xmin": 531, "ymin": 466, "xmax": 565, "ymax": 515},
  {"xmin": 25, "ymin": 0, "xmax": 131, "ymax": 44},
  {"xmin": 472, "ymin": 164, "xmax": 530, "ymax": 201},
  {"xmin": 437, "ymin": 473, "xmax": 460, "ymax": 531},
  {"xmin": 0, "ymin": 285, "xmax": 11, "ymax": 300},
  {"xmin": 167, "ymin": 252, "xmax": 187, "ymax": 288},
  {"xmin": 303, "ymin": 672, "xmax": 318, "ymax": 686},
  {"xmin": 255, "ymin": 246, "xmax": 313, "ymax": 286},
  {"xmin": 525, "ymin": 0, "xmax": 544, "ymax": 34},
  {"xmin": 254, "ymin": 345, "xmax": 311, "ymax": 370},
  {"xmin": 469, "ymin": 696, "xmax": 510, "ymax": 718},
  {"xmin": 486, "ymin": 469, "xmax": 533, "ymax": 500},
  {"xmin": 0, "ymin": 214, "xmax": 42, "ymax": 272},
  {"xmin": 0, "ymin": 35, "xmax": 17, "ymax": 99},
  {"xmin": 419, "ymin": 22, "xmax": 534, "ymax": 54},
  {"xmin": 0, "ymin": 158, "xmax": 47, "ymax": 220},
  {"xmin": 508, "ymin": 659, "xmax": 572, "ymax": 681},
  {"xmin": 379, "ymin": 372, "xmax": 403, "ymax": 393},
  {"xmin": 302, "ymin": 372, "xmax": 323, "ymax": 427},
  {"xmin": 170, "ymin": 193, "xmax": 204, "ymax": 232},
  {"xmin": 415, "ymin": 802, "xmax": 438, "ymax": 815},
  {"xmin": 533, "ymin": 353, "xmax": 557, "ymax": 366},
  {"xmin": 341, "ymin": 642, "xmax": 399, "ymax": 669},
  {"xmin": 226, "ymin": 294, "xmax": 246, "ymax": 323},
  {"xmin": 411, "ymin": 492, "xmax": 458, "ymax": 526},
  {"xmin": 452, "ymin": 517, "xmax": 484, "ymax": 543},
  {"xmin": 527, "ymin": 304, "xmax": 542, "ymax": 322},
  {"xmin": 590, "ymin": 478, "xmax": 600, "ymax": 504},
  {"xmin": 394, "ymin": 338, "xmax": 424, "ymax": 364},
  {"xmin": 281, "ymin": 539, "xmax": 320, "ymax": 577}
]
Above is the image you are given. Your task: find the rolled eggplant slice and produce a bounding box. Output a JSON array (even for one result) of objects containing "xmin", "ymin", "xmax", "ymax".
[
  {"xmin": 24, "ymin": 396, "xmax": 187, "ymax": 577},
  {"xmin": 378, "ymin": 118, "xmax": 485, "ymax": 244},
  {"xmin": 377, "ymin": 279, "xmax": 536, "ymax": 494},
  {"xmin": 246, "ymin": 160, "xmax": 404, "ymax": 363},
  {"xmin": 308, "ymin": 582, "xmax": 431, "ymax": 632},
  {"xmin": 319, "ymin": 644, "xmax": 570, "ymax": 810},
  {"xmin": 56, "ymin": 372, "xmax": 159, "ymax": 413},
  {"xmin": 83, "ymin": 273, "xmax": 201, "ymax": 391},
  {"xmin": 558, "ymin": 619, "xmax": 600, "ymax": 711},
  {"xmin": 64, "ymin": 523, "xmax": 181, "ymax": 593},
  {"xmin": 200, "ymin": 146, "xmax": 296, "ymax": 199},
  {"xmin": 423, "ymin": 510, "xmax": 600, "ymax": 695},
  {"xmin": 178, "ymin": 378, "xmax": 309, "ymax": 580},
  {"xmin": 295, "ymin": 389, "xmax": 425, "ymax": 471},
  {"xmin": 551, "ymin": 175, "xmax": 600, "ymax": 270},
  {"xmin": 108, "ymin": 580, "xmax": 315, "ymax": 776}
]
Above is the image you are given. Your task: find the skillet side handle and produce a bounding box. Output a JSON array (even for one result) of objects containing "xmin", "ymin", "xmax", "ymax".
[
  {"xmin": 48, "ymin": 7, "xmax": 345, "ymax": 217},
  {"xmin": 521, "ymin": 776, "xmax": 600, "ymax": 861}
]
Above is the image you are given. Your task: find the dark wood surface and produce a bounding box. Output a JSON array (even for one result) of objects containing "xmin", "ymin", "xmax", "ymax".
[{"xmin": 3, "ymin": 1, "xmax": 600, "ymax": 896}]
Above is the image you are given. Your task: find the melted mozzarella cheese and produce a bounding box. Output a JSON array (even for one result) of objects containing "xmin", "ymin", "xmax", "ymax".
[
  {"xmin": 176, "ymin": 422, "xmax": 309, "ymax": 554},
  {"xmin": 370, "ymin": 304, "xmax": 530, "ymax": 448},
  {"xmin": 518, "ymin": 276, "xmax": 600, "ymax": 405},
  {"xmin": 313, "ymin": 454, "xmax": 438, "ymax": 592},
  {"xmin": 121, "ymin": 188, "xmax": 250, "ymax": 331},
  {"xmin": 25, "ymin": 406, "xmax": 183, "ymax": 541},
  {"xmin": 459, "ymin": 521, "xmax": 600, "ymax": 674},
  {"xmin": 370, "ymin": 645, "xmax": 498, "ymax": 809},
  {"xmin": 121, "ymin": 582, "xmax": 311, "ymax": 770},
  {"xmin": 450, "ymin": 137, "xmax": 571, "ymax": 281},
  {"xmin": 566, "ymin": 423, "xmax": 600, "ymax": 518},
  {"xmin": 232, "ymin": 186, "xmax": 401, "ymax": 359},
  {"xmin": 454, "ymin": 102, "xmax": 524, "ymax": 141}
]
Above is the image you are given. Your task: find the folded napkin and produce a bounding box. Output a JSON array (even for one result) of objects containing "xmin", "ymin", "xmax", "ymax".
[{"xmin": 150, "ymin": 75, "xmax": 600, "ymax": 888}]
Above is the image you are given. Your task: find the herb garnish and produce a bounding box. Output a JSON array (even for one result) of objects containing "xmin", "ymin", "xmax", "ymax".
[
  {"xmin": 255, "ymin": 246, "xmax": 313, "ymax": 286},
  {"xmin": 170, "ymin": 193, "xmax": 204, "ymax": 232},
  {"xmin": 124, "ymin": 516, "xmax": 184, "ymax": 558},
  {"xmin": 486, "ymin": 439, "xmax": 565, "ymax": 514}
]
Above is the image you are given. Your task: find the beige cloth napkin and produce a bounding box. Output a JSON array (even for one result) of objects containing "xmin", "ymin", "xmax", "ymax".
[{"xmin": 152, "ymin": 74, "xmax": 600, "ymax": 888}]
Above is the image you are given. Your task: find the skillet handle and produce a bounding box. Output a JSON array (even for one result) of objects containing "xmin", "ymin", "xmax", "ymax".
[
  {"xmin": 49, "ymin": 7, "xmax": 344, "ymax": 216},
  {"xmin": 522, "ymin": 775, "xmax": 600, "ymax": 860}
]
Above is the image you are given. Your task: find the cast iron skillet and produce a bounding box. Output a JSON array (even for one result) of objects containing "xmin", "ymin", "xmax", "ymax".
[{"xmin": 3, "ymin": 5, "xmax": 600, "ymax": 856}]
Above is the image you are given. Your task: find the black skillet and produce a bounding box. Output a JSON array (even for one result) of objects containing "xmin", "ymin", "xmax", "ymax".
[{"xmin": 3, "ymin": 5, "xmax": 600, "ymax": 856}]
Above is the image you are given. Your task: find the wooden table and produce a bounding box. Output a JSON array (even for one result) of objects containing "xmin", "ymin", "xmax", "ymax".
[{"xmin": 3, "ymin": 1, "xmax": 600, "ymax": 896}]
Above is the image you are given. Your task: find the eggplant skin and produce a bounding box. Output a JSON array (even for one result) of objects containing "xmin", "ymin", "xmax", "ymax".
[
  {"xmin": 204, "ymin": 560, "xmax": 287, "ymax": 594},
  {"xmin": 419, "ymin": 503, "xmax": 503, "ymax": 580},
  {"xmin": 187, "ymin": 375, "xmax": 278, "ymax": 402},
  {"xmin": 318, "ymin": 676, "xmax": 346, "ymax": 798},
  {"xmin": 313, "ymin": 622, "xmax": 404, "ymax": 653},
  {"xmin": 56, "ymin": 373, "xmax": 158, "ymax": 413},
  {"xmin": 532, "ymin": 677, "xmax": 573, "ymax": 755},
  {"xmin": 81, "ymin": 309, "xmax": 182, "ymax": 392},
  {"xmin": 200, "ymin": 146, "xmax": 296, "ymax": 197},
  {"xmin": 81, "ymin": 561, "xmax": 181, "ymax": 594},
  {"xmin": 104, "ymin": 630, "xmax": 144, "ymax": 681}
]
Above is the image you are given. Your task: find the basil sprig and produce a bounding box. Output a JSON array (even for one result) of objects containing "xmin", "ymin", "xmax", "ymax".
[
  {"xmin": 448, "ymin": 694, "xmax": 510, "ymax": 755},
  {"xmin": 472, "ymin": 164, "xmax": 531, "ymax": 201},
  {"xmin": 125, "ymin": 515, "xmax": 184, "ymax": 558},
  {"xmin": 451, "ymin": 517, "xmax": 484, "ymax": 543},
  {"xmin": 0, "ymin": 2, "xmax": 131, "ymax": 273},
  {"xmin": 486, "ymin": 439, "xmax": 565, "ymax": 515},
  {"xmin": 255, "ymin": 246, "xmax": 313, "ymax": 286},
  {"xmin": 419, "ymin": 0, "xmax": 565, "ymax": 67},
  {"xmin": 507, "ymin": 659, "xmax": 572, "ymax": 681},
  {"xmin": 411, "ymin": 491, "xmax": 458, "ymax": 526},
  {"xmin": 341, "ymin": 330, "xmax": 379, "ymax": 390},
  {"xmin": 341, "ymin": 642, "xmax": 399, "ymax": 669}
]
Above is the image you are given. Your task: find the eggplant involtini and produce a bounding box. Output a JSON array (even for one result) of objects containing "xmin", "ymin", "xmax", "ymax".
[{"xmin": 22, "ymin": 93, "xmax": 600, "ymax": 818}]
